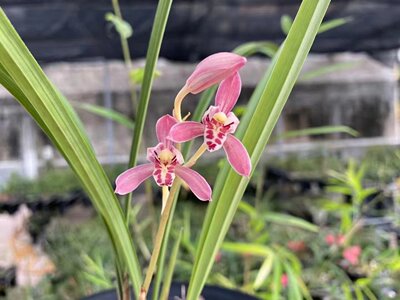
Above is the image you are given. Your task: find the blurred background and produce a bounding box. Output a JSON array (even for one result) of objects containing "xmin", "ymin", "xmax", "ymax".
[{"xmin": 0, "ymin": 0, "xmax": 399, "ymax": 299}]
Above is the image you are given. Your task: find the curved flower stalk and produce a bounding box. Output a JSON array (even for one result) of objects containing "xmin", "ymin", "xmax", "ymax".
[
  {"xmin": 115, "ymin": 115, "xmax": 212, "ymax": 205},
  {"xmin": 174, "ymin": 52, "xmax": 247, "ymax": 121},
  {"xmin": 169, "ymin": 72, "xmax": 251, "ymax": 176}
]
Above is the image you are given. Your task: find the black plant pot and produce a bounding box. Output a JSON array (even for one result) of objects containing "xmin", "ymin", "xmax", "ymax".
[{"xmin": 82, "ymin": 283, "xmax": 259, "ymax": 300}]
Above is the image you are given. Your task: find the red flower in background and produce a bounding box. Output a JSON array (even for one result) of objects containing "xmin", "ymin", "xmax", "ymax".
[{"xmin": 343, "ymin": 245, "xmax": 361, "ymax": 265}]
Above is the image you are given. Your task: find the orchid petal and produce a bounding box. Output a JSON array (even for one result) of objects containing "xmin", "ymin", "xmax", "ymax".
[
  {"xmin": 201, "ymin": 106, "xmax": 220, "ymax": 124},
  {"xmin": 156, "ymin": 114, "xmax": 177, "ymax": 145},
  {"xmin": 175, "ymin": 165, "xmax": 212, "ymax": 201},
  {"xmin": 171, "ymin": 145, "xmax": 184, "ymax": 164},
  {"xmin": 147, "ymin": 143, "xmax": 164, "ymax": 163},
  {"xmin": 223, "ymin": 134, "xmax": 251, "ymax": 177},
  {"xmin": 225, "ymin": 112, "xmax": 240, "ymax": 134},
  {"xmin": 185, "ymin": 52, "xmax": 246, "ymax": 94},
  {"xmin": 115, "ymin": 163, "xmax": 153, "ymax": 195},
  {"xmin": 215, "ymin": 72, "xmax": 242, "ymax": 114},
  {"xmin": 169, "ymin": 121, "xmax": 205, "ymax": 143}
]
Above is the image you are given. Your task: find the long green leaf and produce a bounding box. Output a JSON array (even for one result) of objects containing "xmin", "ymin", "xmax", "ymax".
[
  {"xmin": 73, "ymin": 102, "xmax": 135, "ymax": 130},
  {"xmin": 253, "ymin": 254, "xmax": 274, "ymax": 290},
  {"xmin": 281, "ymin": 15, "xmax": 293, "ymax": 35},
  {"xmin": 263, "ymin": 212, "xmax": 319, "ymax": 232},
  {"xmin": 318, "ymin": 17, "xmax": 350, "ymax": 34},
  {"xmin": 159, "ymin": 228, "xmax": 183, "ymax": 300},
  {"xmin": 187, "ymin": 1, "xmax": 331, "ymax": 298},
  {"xmin": 276, "ymin": 125, "xmax": 358, "ymax": 139},
  {"xmin": 222, "ymin": 242, "xmax": 272, "ymax": 257},
  {"xmin": 151, "ymin": 197, "xmax": 178, "ymax": 300},
  {"xmin": 0, "ymin": 9, "xmax": 142, "ymax": 296},
  {"xmin": 234, "ymin": 41, "xmax": 279, "ymax": 58},
  {"xmin": 272, "ymin": 260, "xmax": 283, "ymax": 300},
  {"xmin": 123, "ymin": 0, "xmax": 173, "ymax": 223},
  {"xmin": 128, "ymin": 0, "xmax": 173, "ymax": 167},
  {"xmin": 299, "ymin": 61, "xmax": 356, "ymax": 81}
]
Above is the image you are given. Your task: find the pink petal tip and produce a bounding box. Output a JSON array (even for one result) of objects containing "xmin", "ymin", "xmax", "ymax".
[
  {"xmin": 175, "ymin": 165, "xmax": 212, "ymax": 201},
  {"xmin": 223, "ymin": 134, "xmax": 251, "ymax": 177},
  {"xmin": 186, "ymin": 52, "xmax": 247, "ymax": 94}
]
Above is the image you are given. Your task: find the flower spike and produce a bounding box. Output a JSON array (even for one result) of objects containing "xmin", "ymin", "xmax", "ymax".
[
  {"xmin": 115, "ymin": 115, "xmax": 212, "ymax": 201},
  {"xmin": 170, "ymin": 73, "xmax": 251, "ymax": 177}
]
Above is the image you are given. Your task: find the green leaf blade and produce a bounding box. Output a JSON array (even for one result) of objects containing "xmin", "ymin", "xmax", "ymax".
[
  {"xmin": 0, "ymin": 9, "xmax": 142, "ymax": 296},
  {"xmin": 187, "ymin": 1, "xmax": 331, "ymax": 299}
]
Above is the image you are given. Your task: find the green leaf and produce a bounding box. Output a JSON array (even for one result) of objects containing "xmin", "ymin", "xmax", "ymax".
[
  {"xmin": 73, "ymin": 102, "xmax": 135, "ymax": 130},
  {"xmin": 222, "ymin": 242, "xmax": 273, "ymax": 257},
  {"xmin": 238, "ymin": 201, "xmax": 257, "ymax": 218},
  {"xmin": 152, "ymin": 194, "xmax": 179, "ymax": 300},
  {"xmin": 263, "ymin": 212, "xmax": 319, "ymax": 232},
  {"xmin": 318, "ymin": 17, "xmax": 351, "ymax": 34},
  {"xmin": 125, "ymin": 0, "xmax": 173, "ymax": 221},
  {"xmin": 253, "ymin": 254, "xmax": 274, "ymax": 290},
  {"xmin": 105, "ymin": 12, "xmax": 133, "ymax": 39},
  {"xmin": 82, "ymin": 272, "xmax": 113, "ymax": 289},
  {"xmin": 211, "ymin": 273, "xmax": 236, "ymax": 289},
  {"xmin": 128, "ymin": 0, "xmax": 173, "ymax": 167},
  {"xmin": 159, "ymin": 228, "xmax": 183, "ymax": 300},
  {"xmin": 187, "ymin": 1, "xmax": 331, "ymax": 298},
  {"xmin": 130, "ymin": 67, "xmax": 162, "ymax": 85},
  {"xmin": 283, "ymin": 263, "xmax": 302, "ymax": 300},
  {"xmin": 342, "ymin": 283, "xmax": 353, "ymax": 300},
  {"xmin": 281, "ymin": 14, "xmax": 293, "ymax": 35},
  {"xmin": 271, "ymin": 260, "xmax": 283, "ymax": 300},
  {"xmin": 0, "ymin": 9, "xmax": 142, "ymax": 296},
  {"xmin": 234, "ymin": 41, "xmax": 279, "ymax": 58},
  {"xmin": 300, "ymin": 61, "xmax": 357, "ymax": 81},
  {"xmin": 81, "ymin": 254, "xmax": 113, "ymax": 289},
  {"xmin": 276, "ymin": 125, "xmax": 358, "ymax": 139}
]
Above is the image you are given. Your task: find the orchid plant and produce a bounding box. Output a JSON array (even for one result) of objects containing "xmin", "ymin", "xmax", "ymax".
[
  {"xmin": 0, "ymin": 0, "xmax": 331, "ymax": 299},
  {"xmin": 114, "ymin": 52, "xmax": 252, "ymax": 298}
]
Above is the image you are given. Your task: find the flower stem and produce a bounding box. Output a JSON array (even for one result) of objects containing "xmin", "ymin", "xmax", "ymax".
[
  {"xmin": 141, "ymin": 178, "xmax": 182, "ymax": 297},
  {"xmin": 140, "ymin": 144, "xmax": 206, "ymax": 298},
  {"xmin": 173, "ymin": 86, "xmax": 189, "ymax": 121},
  {"xmin": 161, "ymin": 186, "xmax": 170, "ymax": 214},
  {"xmin": 185, "ymin": 143, "xmax": 207, "ymax": 167}
]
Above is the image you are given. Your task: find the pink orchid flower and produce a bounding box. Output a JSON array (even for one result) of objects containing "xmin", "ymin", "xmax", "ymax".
[
  {"xmin": 115, "ymin": 115, "xmax": 212, "ymax": 201},
  {"xmin": 343, "ymin": 245, "xmax": 361, "ymax": 265},
  {"xmin": 184, "ymin": 52, "xmax": 247, "ymax": 94},
  {"xmin": 169, "ymin": 72, "xmax": 251, "ymax": 177}
]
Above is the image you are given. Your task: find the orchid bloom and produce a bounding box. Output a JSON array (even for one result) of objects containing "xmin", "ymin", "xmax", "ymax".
[
  {"xmin": 115, "ymin": 115, "xmax": 212, "ymax": 201},
  {"xmin": 184, "ymin": 52, "xmax": 247, "ymax": 94},
  {"xmin": 169, "ymin": 72, "xmax": 251, "ymax": 177},
  {"xmin": 174, "ymin": 52, "xmax": 246, "ymax": 121}
]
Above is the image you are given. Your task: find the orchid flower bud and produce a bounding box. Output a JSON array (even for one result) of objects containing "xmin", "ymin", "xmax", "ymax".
[
  {"xmin": 185, "ymin": 52, "xmax": 247, "ymax": 94},
  {"xmin": 174, "ymin": 52, "xmax": 246, "ymax": 121}
]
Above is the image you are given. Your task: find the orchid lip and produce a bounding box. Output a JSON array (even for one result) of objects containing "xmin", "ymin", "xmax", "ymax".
[{"xmin": 212, "ymin": 112, "xmax": 228, "ymax": 124}]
